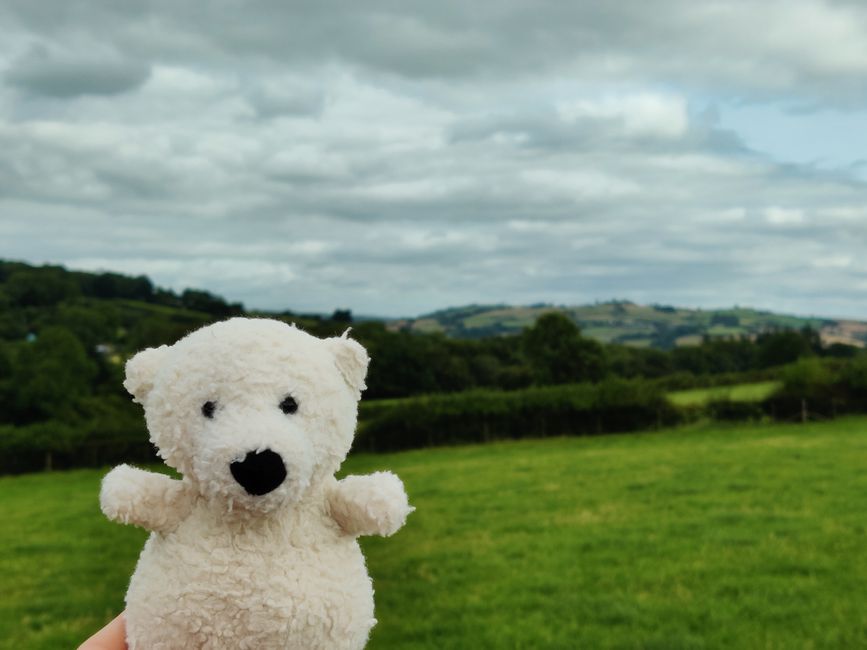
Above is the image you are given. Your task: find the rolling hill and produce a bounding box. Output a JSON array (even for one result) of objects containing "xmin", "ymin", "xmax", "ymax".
[
  {"xmin": 392, "ymin": 301, "xmax": 867, "ymax": 349},
  {"xmin": 4, "ymin": 258, "xmax": 865, "ymax": 352}
]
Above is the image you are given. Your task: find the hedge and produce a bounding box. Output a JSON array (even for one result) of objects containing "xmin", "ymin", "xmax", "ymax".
[{"xmin": 355, "ymin": 377, "xmax": 681, "ymax": 452}]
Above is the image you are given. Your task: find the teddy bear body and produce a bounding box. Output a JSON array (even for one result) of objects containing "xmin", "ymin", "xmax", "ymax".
[
  {"xmin": 99, "ymin": 318, "xmax": 412, "ymax": 650},
  {"xmin": 125, "ymin": 488, "xmax": 375, "ymax": 649}
]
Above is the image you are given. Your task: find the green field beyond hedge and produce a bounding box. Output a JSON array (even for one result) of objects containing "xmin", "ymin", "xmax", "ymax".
[
  {"xmin": 666, "ymin": 381, "xmax": 783, "ymax": 407},
  {"xmin": 2, "ymin": 418, "xmax": 867, "ymax": 649}
]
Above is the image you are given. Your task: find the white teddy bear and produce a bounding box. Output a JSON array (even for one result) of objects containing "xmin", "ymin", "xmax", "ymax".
[{"xmin": 100, "ymin": 318, "xmax": 413, "ymax": 650}]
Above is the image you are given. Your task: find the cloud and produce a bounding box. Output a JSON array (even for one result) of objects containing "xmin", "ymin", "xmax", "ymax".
[
  {"xmin": 6, "ymin": 45, "xmax": 150, "ymax": 97},
  {"xmin": 556, "ymin": 93, "xmax": 689, "ymax": 139},
  {"xmin": 5, "ymin": 1, "xmax": 867, "ymax": 104},
  {"xmin": 765, "ymin": 206, "xmax": 806, "ymax": 225},
  {"xmin": 247, "ymin": 77, "xmax": 326, "ymax": 119},
  {"xmin": 0, "ymin": 1, "xmax": 866, "ymax": 319}
]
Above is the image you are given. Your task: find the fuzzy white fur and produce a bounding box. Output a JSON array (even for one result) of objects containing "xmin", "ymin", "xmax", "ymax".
[{"xmin": 100, "ymin": 318, "xmax": 412, "ymax": 650}]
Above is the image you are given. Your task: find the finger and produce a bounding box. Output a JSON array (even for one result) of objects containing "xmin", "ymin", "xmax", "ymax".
[{"xmin": 78, "ymin": 612, "xmax": 127, "ymax": 650}]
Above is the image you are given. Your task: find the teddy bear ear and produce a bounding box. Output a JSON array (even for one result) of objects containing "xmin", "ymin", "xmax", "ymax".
[
  {"xmin": 326, "ymin": 331, "xmax": 370, "ymax": 395},
  {"xmin": 123, "ymin": 345, "xmax": 170, "ymax": 403}
]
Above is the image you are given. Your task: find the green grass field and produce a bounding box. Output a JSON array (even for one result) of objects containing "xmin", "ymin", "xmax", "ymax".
[
  {"xmin": 3, "ymin": 417, "xmax": 867, "ymax": 648},
  {"xmin": 667, "ymin": 381, "xmax": 782, "ymax": 407}
]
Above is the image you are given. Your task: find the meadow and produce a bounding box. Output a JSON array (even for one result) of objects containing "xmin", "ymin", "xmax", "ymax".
[
  {"xmin": 2, "ymin": 417, "xmax": 867, "ymax": 649},
  {"xmin": 666, "ymin": 381, "xmax": 782, "ymax": 407}
]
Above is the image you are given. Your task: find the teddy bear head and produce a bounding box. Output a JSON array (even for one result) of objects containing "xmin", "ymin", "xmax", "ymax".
[{"xmin": 123, "ymin": 318, "xmax": 369, "ymax": 514}]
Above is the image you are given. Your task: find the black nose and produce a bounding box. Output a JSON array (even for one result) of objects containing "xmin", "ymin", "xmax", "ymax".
[{"xmin": 230, "ymin": 449, "xmax": 287, "ymax": 496}]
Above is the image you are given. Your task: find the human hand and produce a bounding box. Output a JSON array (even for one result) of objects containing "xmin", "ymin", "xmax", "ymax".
[{"xmin": 78, "ymin": 612, "xmax": 127, "ymax": 650}]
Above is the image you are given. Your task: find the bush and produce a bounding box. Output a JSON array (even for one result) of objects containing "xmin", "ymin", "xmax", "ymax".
[
  {"xmin": 356, "ymin": 378, "xmax": 680, "ymax": 452},
  {"xmin": 841, "ymin": 355, "xmax": 867, "ymax": 409},
  {"xmin": 0, "ymin": 398, "xmax": 155, "ymax": 474},
  {"xmin": 780, "ymin": 357, "xmax": 836, "ymax": 399},
  {"xmin": 760, "ymin": 358, "xmax": 840, "ymax": 422},
  {"xmin": 706, "ymin": 398, "xmax": 766, "ymax": 422}
]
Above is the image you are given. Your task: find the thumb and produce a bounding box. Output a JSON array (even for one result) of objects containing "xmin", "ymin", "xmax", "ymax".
[{"xmin": 78, "ymin": 612, "xmax": 127, "ymax": 650}]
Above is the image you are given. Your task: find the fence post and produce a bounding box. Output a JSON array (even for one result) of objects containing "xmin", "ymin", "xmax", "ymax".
[{"xmin": 801, "ymin": 398, "xmax": 808, "ymax": 424}]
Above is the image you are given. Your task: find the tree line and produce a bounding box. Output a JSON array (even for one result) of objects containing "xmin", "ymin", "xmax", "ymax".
[{"xmin": 0, "ymin": 259, "xmax": 865, "ymax": 473}]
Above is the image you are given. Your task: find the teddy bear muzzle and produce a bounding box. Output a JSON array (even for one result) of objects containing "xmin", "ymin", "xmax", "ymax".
[{"xmin": 230, "ymin": 449, "xmax": 287, "ymax": 496}]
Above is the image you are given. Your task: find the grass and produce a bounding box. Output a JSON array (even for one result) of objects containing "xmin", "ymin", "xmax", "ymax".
[
  {"xmin": 667, "ymin": 380, "xmax": 782, "ymax": 407},
  {"xmin": 3, "ymin": 417, "xmax": 867, "ymax": 648}
]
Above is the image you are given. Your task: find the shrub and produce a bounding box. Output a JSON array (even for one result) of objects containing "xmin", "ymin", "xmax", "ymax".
[
  {"xmin": 780, "ymin": 357, "xmax": 835, "ymax": 399},
  {"xmin": 0, "ymin": 398, "xmax": 155, "ymax": 474},
  {"xmin": 355, "ymin": 378, "xmax": 680, "ymax": 452},
  {"xmin": 706, "ymin": 398, "xmax": 765, "ymax": 422}
]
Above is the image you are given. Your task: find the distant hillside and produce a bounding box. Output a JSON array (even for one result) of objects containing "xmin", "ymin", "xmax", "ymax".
[
  {"xmin": 391, "ymin": 302, "xmax": 867, "ymax": 349},
  {"xmin": 0, "ymin": 259, "xmax": 353, "ymax": 353}
]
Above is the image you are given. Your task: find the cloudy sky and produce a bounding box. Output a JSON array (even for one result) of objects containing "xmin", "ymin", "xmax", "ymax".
[{"xmin": 1, "ymin": 1, "xmax": 866, "ymax": 318}]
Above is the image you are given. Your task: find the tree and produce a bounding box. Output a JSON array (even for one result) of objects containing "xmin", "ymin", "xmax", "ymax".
[
  {"xmin": 756, "ymin": 329, "xmax": 816, "ymax": 368},
  {"xmin": 54, "ymin": 303, "xmax": 116, "ymax": 351},
  {"xmin": 780, "ymin": 357, "xmax": 834, "ymax": 399},
  {"xmin": 364, "ymin": 331, "xmax": 440, "ymax": 398},
  {"xmin": 521, "ymin": 313, "xmax": 605, "ymax": 385},
  {"xmin": 181, "ymin": 289, "xmax": 243, "ymax": 317},
  {"xmin": 88, "ymin": 272, "xmax": 154, "ymax": 301},
  {"xmin": 825, "ymin": 343, "xmax": 859, "ymax": 359},
  {"xmin": 4, "ymin": 269, "xmax": 79, "ymax": 307},
  {"xmin": 11, "ymin": 326, "xmax": 97, "ymax": 424},
  {"xmin": 606, "ymin": 346, "xmax": 673, "ymax": 378},
  {"xmin": 331, "ymin": 309, "xmax": 353, "ymax": 323},
  {"xmin": 0, "ymin": 342, "xmax": 13, "ymax": 416},
  {"xmin": 842, "ymin": 355, "xmax": 867, "ymax": 408}
]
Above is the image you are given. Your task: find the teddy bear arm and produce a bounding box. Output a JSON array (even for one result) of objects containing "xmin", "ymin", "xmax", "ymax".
[
  {"xmin": 327, "ymin": 471, "xmax": 413, "ymax": 538},
  {"xmin": 100, "ymin": 464, "xmax": 195, "ymax": 534}
]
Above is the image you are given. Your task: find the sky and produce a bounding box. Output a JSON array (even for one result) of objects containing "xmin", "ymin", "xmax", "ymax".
[{"xmin": 1, "ymin": 1, "xmax": 866, "ymax": 319}]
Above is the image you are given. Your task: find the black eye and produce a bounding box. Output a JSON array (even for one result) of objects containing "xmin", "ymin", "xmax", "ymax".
[
  {"xmin": 279, "ymin": 395, "xmax": 298, "ymax": 415},
  {"xmin": 201, "ymin": 401, "xmax": 216, "ymax": 419}
]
